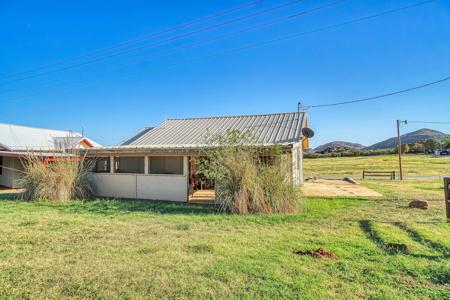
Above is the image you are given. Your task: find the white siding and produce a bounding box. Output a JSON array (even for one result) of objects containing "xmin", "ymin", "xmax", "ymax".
[
  {"xmin": 91, "ymin": 173, "xmax": 188, "ymax": 202},
  {"xmin": 292, "ymin": 144, "xmax": 303, "ymax": 186},
  {"xmin": 91, "ymin": 173, "xmax": 138, "ymax": 199},
  {"xmin": 137, "ymin": 175, "xmax": 187, "ymax": 202}
]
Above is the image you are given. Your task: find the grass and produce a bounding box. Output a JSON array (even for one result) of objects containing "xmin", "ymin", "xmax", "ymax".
[
  {"xmin": 304, "ymin": 154, "xmax": 450, "ymax": 178},
  {"xmin": 0, "ymin": 177, "xmax": 449, "ymax": 299}
]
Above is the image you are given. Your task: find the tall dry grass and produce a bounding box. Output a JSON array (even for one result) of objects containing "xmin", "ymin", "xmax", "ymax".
[
  {"xmin": 20, "ymin": 154, "xmax": 93, "ymax": 201},
  {"xmin": 198, "ymin": 130, "xmax": 299, "ymax": 214}
]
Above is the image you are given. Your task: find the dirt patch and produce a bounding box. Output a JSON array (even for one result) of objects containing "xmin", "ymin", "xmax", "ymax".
[
  {"xmin": 293, "ymin": 247, "xmax": 338, "ymax": 259},
  {"xmin": 409, "ymin": 199, "xmax": 428, "ymax": 210},
  {"xmin": 301, "ymin": 179, "xmax": 382, "ymax": 197}
]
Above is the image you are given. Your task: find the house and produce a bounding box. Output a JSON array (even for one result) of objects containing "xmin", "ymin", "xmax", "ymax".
[
  {"xmin": 0, "ymin": 123, "xmax": 101, "ymax": 188},
  {"xmin": 84, "ymin": 112, "xmax": 311, "ymax": 202}
]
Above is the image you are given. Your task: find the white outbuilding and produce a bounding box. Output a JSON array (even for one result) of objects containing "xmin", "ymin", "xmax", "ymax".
[{"xmin": 85, "ymin": 112, "xmax": 311, "ymax": 203}]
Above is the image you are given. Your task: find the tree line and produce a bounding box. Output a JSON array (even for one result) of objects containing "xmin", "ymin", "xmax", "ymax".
[{"xmin": 305, "ymin": 137, "xmax": 450, "ymax": 158}]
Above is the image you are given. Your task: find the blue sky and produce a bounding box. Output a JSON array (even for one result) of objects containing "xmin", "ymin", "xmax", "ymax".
[{"xmin": 1, "ymin": 0, "xmax": 449, "ymax": 147}]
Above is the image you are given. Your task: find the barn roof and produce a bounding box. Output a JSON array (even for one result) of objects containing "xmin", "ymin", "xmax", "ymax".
[{"xmin": 114, "ymin": 112, "xmax": 307, "ymax": 150}]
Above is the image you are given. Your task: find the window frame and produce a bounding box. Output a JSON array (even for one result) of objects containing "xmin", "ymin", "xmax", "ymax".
[
  {"xmin": 149, "ymin": 156, "xmax": 184, "ymax": 175},
  {"xmin": 114, "ymin": 156, "xmax": 145, "ymax": 174},
  {"xmin": 92, "ymin": 157, "xmax": 110, "ymax": 173}
]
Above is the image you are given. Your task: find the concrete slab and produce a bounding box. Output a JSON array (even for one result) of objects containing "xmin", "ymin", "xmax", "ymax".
[
  {"xmin": 0, "ymin": 186, "xmax": 22, "ymax": 194},
  {"xmin": 301, "ymin": 179, "xmax": 382, "ymax": 197}
]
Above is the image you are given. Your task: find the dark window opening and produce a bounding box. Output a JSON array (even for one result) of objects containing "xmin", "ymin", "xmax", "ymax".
[
  {"xmin": 150, "ymin": 156, "xmax": 183, "ymax": 175},
  {"xmin": 92, "ymin": 157, "xmax": 110, "ymax": 173},
  {"xmin": 0, "ymin": 156, "xmax": 3, "ymax": 175},
  {"xmin": 114, "ymin": 156, "xmax": 145, "ymax": 174},
  {"xmin": 258, "ymin": 155, "xmax": 277, "ymax": 166}
]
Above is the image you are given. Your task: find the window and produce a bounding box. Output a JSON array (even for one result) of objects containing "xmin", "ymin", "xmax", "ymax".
[
  {"xmin": 150, "ymin": 156, "xmax": 183, "ymax": 175},
  {"xmin": 0, "ymin": 156, "xmax": 2, "ymax": 175},
  {"xmin": 114, "ymin": 157, "xmax": 145, "ymax": 174},
  {"xmin": 92, "ymin": 157, "xmax": 110, "ymax": 173}
]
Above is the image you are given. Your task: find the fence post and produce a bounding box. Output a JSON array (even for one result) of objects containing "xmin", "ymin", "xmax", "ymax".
[{"xmin": 445, "ymin": 177, "xmax": 450, "ymax": 223}]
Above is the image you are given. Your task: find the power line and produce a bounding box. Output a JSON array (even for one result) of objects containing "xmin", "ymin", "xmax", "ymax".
[
  {"xmin": 1, "ymin": 0, "xmax": 302, "ymax": 85},
  {"xmin": 0, "ymin": 0, "xmax": 264, "ymax": 80},
  {"xmin": 163, "ymin": 0, "xmax": 436, "ymax": 71},
  {"xmin": 0, "ymin": 0, "xmax": 344, "ymax": 98},
  {"xmin": 304, "ymin": 75, "xmax": 450, "ymax": 108},
  {"xmin": 407, "ymin": 121, "xmax": 450, "ymax": 124},
  {"xmin": 0, "ymin": 0, "xmax": 436, "ymax": 103}
]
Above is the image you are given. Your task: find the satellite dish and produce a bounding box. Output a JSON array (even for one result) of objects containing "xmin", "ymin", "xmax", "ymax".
[{"xmin": 302, "ymin": 128, "xmax": 314, "ymax": 138}]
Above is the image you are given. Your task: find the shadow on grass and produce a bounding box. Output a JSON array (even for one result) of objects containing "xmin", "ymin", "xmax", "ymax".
[
  {"xmin": 0, "ymin": 194, "xmax": 361, "ymax": 224},
  {"xmin": 59, "ymin": 198, "xmax": 217, "ymax": 216},
  {"xmin": 358, "ymin": 220, "xmax": 445, "ymax": 260},
  {"xmin": 0, "ymin": 193, "xmax": 217, "ymax": 216},
  {"xmin": 393, "ymin": 222, "xmax": 450, "ymax": 257},
  {"xmin": 0, "ymin": 193, "xmax": 20, "ymax": 201}
]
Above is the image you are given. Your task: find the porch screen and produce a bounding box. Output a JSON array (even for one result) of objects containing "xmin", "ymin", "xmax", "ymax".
[
  {"xmin": 150, "ymin": 156, "xmax": 183, "ymax": 175},
  {"xmin": 92, "ymin": 157, "xmax": 110, "ymax": 173},
  {"xmin": 114, "ymin": 157, "xmax": 145, "ymax": 174}
]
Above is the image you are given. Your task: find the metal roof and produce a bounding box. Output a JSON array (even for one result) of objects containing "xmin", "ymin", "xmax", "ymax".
[
  {"xmin": 0, "ymin": 150, "xmax": 77, "ymax": 158},
  {"xmin": 114, "ymin": 112, "xmax": 307, "ymax": 149},
  {"xmin": 0, "ymin": 123, "xmax": 101, "ymax": 151},
  {"xmin": 120, "ymin": 127, "xmax": 154, "ymax": 146}
]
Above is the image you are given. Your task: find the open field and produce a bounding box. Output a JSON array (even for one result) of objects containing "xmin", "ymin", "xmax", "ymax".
[
  {"xmin": 304, "ymin": 154, "xmax": 450, "ymax": 178},
  {"xmin": 0, "ymin": 178, "xmax": 449, "ymax": 299}
]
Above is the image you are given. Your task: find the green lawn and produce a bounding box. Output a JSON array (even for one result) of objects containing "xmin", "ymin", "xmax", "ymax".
[
  {"xmin": 0, "ymin": 179, "xmax": 449, "ymax": 299},
  {"xmin": 304, "ymin": 154, "xmax": 450, "ymax": 178}
]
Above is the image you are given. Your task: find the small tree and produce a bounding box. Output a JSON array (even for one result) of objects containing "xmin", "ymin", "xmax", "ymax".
[
  {"xmin": 401, "ymin": 144, "xmax": 410, "ymax": 154},
  {"xmin": 442, "ymin": 136, "xmax": 450, "ymax": 149},
  {"xmin": 424, "ymin": 139, "xmax": 440, "ymax": 153},
  {"xmin": 196, "ymin": 129, "xmax": 299, "ymax": 214},
  {"xmin": 411, "ymin": 142, "xmax": 425, "ymax": 153}
]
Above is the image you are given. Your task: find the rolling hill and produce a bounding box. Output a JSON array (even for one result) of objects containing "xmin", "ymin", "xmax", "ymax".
[
  {"xmin": 365, "ymin": 128, "xmax": 448, "ymax": 150},
  {"xmin": 314, "ymin": 141, "xmax": 365, "ymax": 153}
]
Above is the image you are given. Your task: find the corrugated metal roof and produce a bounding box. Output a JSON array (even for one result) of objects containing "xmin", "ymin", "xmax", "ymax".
[
  {"xmin": 0, "ymin": 150, "xmax": 77, "ymax": 158},
  {"xmin": 0, "ymin": 123, "xmax": 101, "ymax": 151},
  {"xmin": 117, "ymin": 112, "xmax": 307, "ymax": 149},
  {"xmin": 120, "ymin": 127, "xmax": 154, "ymax": 146}
]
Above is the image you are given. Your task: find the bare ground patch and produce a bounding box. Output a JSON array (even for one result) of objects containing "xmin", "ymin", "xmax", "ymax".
[{"xmin": 302, "ymin": 179, "xmax": 382, "ymax": 197}]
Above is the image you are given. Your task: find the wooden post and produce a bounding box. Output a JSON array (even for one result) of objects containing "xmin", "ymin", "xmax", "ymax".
[
  {"xmin": 109, "ymin": 156, "xmax": 114, "ymax": 173},
  {"xmin": 298, "ymin": 144, "xmax": 303, "ymax": 183},
  {"xmin": 445, "ymin": 177, "xmax": 450, "ymax": 223},
  {"xmin": 291, "ymin": 144, "xmax": 301, "ymax": 187},
  {"xmin": 397, "ymin": 120, "xmax": 403, "ymax": 180},
  {"xmin": 144, "ymin": 156, "xmax": 149, "ymax": 175},
  {"xmin": 183, "ymin": 156, "xmax": 190, "ymax": 202}
]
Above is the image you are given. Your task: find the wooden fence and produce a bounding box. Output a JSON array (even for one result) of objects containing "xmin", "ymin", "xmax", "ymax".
[{"xmin": 362, "ymin": 170, "xmax": 396, "ymax": 180}]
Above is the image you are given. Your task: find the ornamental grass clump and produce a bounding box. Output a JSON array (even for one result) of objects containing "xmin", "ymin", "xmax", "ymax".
[
  {"xmin": 20, "ymin": 153, "xmax": 93, "ymax": 201},
  {"xmin": 197, "ymin": 130, "xmax": 299, "ymax": 214}
]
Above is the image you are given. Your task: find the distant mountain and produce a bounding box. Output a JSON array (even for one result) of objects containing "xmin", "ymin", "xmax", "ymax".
[
  {"xmin": 365, "ymin": 128, "xmax": 448, "ymax": 150},
  {"xmin": 314, "ymin": 141, "xmax": 365, "ymax": 153}
]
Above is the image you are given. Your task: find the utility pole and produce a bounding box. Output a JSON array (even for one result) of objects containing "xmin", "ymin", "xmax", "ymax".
[{"xmin": 397, "ymin": 120, "xmax": 407, "ymax": 180}]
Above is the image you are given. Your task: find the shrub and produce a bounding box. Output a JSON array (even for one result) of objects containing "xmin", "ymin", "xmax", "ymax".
[
  {"xmin": 20, "ymin": 153, "xmax": 93, "ymax": 201},
  {"xmin": 197, "ymin": 130, "xmax": 299, "ymax": 215}
]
